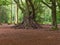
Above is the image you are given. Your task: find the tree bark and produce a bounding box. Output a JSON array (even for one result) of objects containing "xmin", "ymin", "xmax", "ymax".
[{"xmin": 51, "ymin": 0, "xmax": 57, "ymax": 29}]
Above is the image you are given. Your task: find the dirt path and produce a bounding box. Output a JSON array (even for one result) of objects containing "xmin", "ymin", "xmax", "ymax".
[{"xmin": 0, "ymin": 24, "xmax": 60, "ymax": 45}]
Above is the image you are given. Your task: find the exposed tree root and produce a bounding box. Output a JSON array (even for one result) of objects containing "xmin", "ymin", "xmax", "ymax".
[{"xmin": 12, "ymin": 20, "xmax": 42, "ymax": 29}]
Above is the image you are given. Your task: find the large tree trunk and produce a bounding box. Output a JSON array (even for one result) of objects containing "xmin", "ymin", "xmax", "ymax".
[
  {"xmin": 14, "ymin": 8, "xmax": 41, "ymax": 29},
  {"xmin": 51, "ymin": 0, "xmax": 57, "ymax": 29},
  {"xmin": 13, "ymin": 0, "xmax": 41, "ymax": 29},
  {"xmin": 14, "ymin": 9, "xmax": 41, "ymax": 29}
]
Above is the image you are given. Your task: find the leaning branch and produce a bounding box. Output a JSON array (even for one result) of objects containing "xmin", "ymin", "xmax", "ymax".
[{"xmin": 41, "ymin": 1, "xmax": 52, "ymax": 9}]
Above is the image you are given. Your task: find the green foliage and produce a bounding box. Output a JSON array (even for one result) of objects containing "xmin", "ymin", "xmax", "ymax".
[
  {"xmin": 0, "ymin": 6, "xmax": 9, "ymax": 23},
  {"xmin": 0, "ymin": 0, "xmax": 11, "ymax": 5},
  {"xmin": 0, "ymin": 0, "xmax": 60, "ymax": 25}
]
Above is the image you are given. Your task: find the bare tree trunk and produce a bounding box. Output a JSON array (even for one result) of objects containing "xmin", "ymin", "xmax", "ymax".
[
  {"xmin": 51, "ymin": 0, "xmax": 57, "ymax": 29},
  {"xmin": 11, "ymin": 0, "xmax": 13, "ymax": 24},
  {"xmin": 16, "ymin": 4, "xmax": 18, "ymax": 24}
]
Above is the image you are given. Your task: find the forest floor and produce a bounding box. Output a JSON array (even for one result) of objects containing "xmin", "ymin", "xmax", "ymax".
[{"xmin": 0, "ymin": 24, "xmax": 60, "ymax": 45}]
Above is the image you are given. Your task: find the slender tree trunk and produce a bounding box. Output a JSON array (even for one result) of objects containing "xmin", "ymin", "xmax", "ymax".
[
  {"xmin": 16, "ymin": 4, "xmax": 18, "ymax": 24},
  {"xmin": 51, "ymin": 0, "xmax": 57, "ymax": 29},
  {"xmin": 11, "ymin": 0, "xmax": 12, "ymax": 24}
]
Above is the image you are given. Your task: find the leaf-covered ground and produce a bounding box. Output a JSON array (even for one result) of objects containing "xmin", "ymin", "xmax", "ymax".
[{"xmin": 0, "ymin": 24, "xmax": 60, "ymax": 45}]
